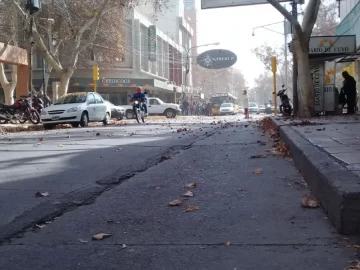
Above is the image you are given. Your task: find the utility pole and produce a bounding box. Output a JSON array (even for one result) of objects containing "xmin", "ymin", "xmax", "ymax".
[
  {"xmin": 284, "ymin": 18, "xmax": 288, "ymax": 88},
  {"xmin": 291, "ymin": 1, "xmax": 298, "ymax": 115},
  {"xmin": 26, "ymin": 0, "xmax": 41, "ymax": 96}
]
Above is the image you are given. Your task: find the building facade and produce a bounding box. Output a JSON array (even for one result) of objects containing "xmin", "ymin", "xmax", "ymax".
[
  {"xmin": 1, "ymin": 7, "xmax": 192, "ymax": 105},
  {"xmin": 136, "ymin": 0, "xmax": 194, "ymax": 93},
  {"xmin": 184, "ymin": 0, "xmax": 198, "ymax": 93}
]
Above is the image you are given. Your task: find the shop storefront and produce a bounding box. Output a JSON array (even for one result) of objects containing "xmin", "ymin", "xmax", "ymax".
[{"xmin": 68, "ymin": 77, "xmax": 178, "ymax": 105}]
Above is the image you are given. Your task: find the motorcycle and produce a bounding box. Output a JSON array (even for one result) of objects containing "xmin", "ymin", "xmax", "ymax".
[
  {"xmin": 32, "ymin": 95, "xmax": 44, "ymax": 114},
  {"xmin": 0, "ymin": 96, "xmax": 41, "ymax": 125},
  {"xmin": 128, "ymin": 94, "xmax": 147, "ymax": 124},
  {"xmin": 132, "ymin": 99, "xmax": 146, "ymax": 123},
  {"xmin": 277, "ymin": 85, "xmax": 292, "ymax": 116}
]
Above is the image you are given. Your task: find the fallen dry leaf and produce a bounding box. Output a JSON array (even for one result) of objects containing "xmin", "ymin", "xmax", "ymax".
[
  {"xmin": 354, "ymin": 245, "xmax": 360, "ymax": 249},
  {"xmin": 185, "ymin": 206, "xmax": 200, "ymax": 212},
  {"xmin": 160, "ymin": 155, "xmax": 170, "ymax": 161},
  {"xmin": 254, "ymin": 168, "xmax": 262, "ymax": 174},
  {"xmin": 79, "ymin": 239, "xmax": 89, "ymax": 243},
  {"xmin": 39, "ymin": 137, "xmax": 43, "ymax": 141},
  {"xmin": 250, "ymin": 154, "xmax": 266, "ymax": 159},
  {"xmin": 226, "ymin": 241, "xmax": 231, "ymax": 246},
  {"xmin": 346, "ymin": 261, "xmax": 360, "ymax": 270},
  {"xmin": 35, "ymin": 191, "xmax": 50, "ymax": 197},
  {"xmin": 301, "ymin": 195, "xmax": 320, "ymax": 208},
  {"xmin": 182, "ymin": 191, "xmax": 194, "ymax": 197},
  {"xmin": 58, "ymin": 144, "xmax": 64, "ymax": 147},
  {"xmin": 168, "ymin": 199, "xmax": 184, "ymax": 206},
  {"xmin": 186, "ymin": 183, "xmax": 197, "ymax": 188},
  {"xmin": 155, "ymin": 186, "xmax": 161, "ymax": 190},
  {"xmin": 92, "ymin": 233, "xmax": 111, "ymax": 240}
]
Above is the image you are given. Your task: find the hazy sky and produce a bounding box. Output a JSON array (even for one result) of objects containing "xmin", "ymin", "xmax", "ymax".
[{"xmin": 196, "ymin": 0, "xmax": 296, "ymax": 87}]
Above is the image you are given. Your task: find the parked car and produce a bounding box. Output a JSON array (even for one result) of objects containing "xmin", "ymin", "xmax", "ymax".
[
  {"xmin": 104, "ymin": 100, "xmax": 125, "ymax": 120},
  {"xmin": 219, "ymin": 103, "xmax": 235, "ymax": 115},
  {"xmin": 122, "ymin": 97, "xmax": 181, "ymax": 119},
  {"xmin": 258, "ymin": 105, "xmax": 266, "ymax": 114},
  {"xmin": 40, "ymin": 92, "xmax": 111, "ymax": 129},
  {"xmin": 248, "ymin": 102, "xmax": 259, "ymax": 114}
]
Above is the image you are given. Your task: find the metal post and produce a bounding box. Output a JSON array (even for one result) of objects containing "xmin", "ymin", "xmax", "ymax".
[
  {"xmin": 94, "ymin": 80, "xmax": 97, "ymax": 92},
  {"xmin": 284, "ymin": 19, "xmax": 288, "ymax": 88},
  {"xmin": 292, "ymin": 1, "xmax": 298, "ymax": 115},
  {"xmin": 28, "ymin": 17, "xmax": 33, "ymax": 96},
  {"xmin": 271, "ymin": 56, "xmax": 277, "ymax": 115}
]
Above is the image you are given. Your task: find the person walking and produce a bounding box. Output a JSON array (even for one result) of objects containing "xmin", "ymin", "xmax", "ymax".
[
  {"xmin": 182, "ymin": 99, "xmax": 189, "ymax": 116},
  {"xmin": 342, "ymin": 71, "xmax": 357, "ymax": 115}
]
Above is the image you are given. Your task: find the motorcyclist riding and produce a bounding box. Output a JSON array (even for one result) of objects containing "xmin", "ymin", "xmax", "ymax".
[{"xmin": 130, "ymin": 87, "xmax": 148, "ymax": 116}]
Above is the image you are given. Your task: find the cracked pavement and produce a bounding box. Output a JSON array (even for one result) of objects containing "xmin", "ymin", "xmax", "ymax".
[{"xmin": 0, "ymin": 116, "xmax": 355, "ymax": 269}]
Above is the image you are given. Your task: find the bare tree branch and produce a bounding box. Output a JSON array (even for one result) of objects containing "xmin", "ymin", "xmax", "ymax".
[
  {"xmin": 302, "ymin": 0, "xmax": 321, "ymax": 41},
  {"xmin": 266, "ymin": 0, "xmax": 303, "ymax": 38}
]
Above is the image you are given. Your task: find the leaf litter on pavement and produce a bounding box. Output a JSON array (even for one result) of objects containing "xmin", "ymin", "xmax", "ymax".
[
  {"xmin": 301, "ymin": 194, "xmax": 320, "ymax": 208},
  {"xmin": 168, "ymin": 199, "xmax": 184, "ymax": 206},
  {"xmin": 185, "ymin": 206, "xmax": 200, "ymax": 212},
  {"xmin": 92, "ymin": 233, "xmax": 111, "ymax": 240},
  {"xmin": 168, "ymin": 182, "xmax": 199, "ymax": 211},
  {"xmin": 35, "ymin": 191, "xmax": 50, "ymax": 197},
  {"xmin": 254, "ymin": 168, "xmax": 262, "ymax": 174}
]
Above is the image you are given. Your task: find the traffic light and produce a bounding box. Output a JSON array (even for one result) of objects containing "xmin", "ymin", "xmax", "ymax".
[
  {"xmin": 26, "ymin": 0, "xmax": 41, "ymax": 15},
  {"xmin": 93, "ymin": 66, "xmax": 99, "ymax": 81}
]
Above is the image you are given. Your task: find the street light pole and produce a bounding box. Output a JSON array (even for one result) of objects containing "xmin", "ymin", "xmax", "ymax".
[{"xmin": 291, "ymin": 1, "xmax": 298, "ymax": 115}]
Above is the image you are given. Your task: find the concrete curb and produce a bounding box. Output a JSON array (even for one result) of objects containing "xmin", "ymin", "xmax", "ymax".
[{"xmin": 270, "ymin": 117, "xmax": 360, "ymax": 235}]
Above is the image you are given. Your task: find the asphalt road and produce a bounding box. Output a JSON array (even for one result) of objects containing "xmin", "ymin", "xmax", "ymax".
[{"xmin": 0, "ymin": 115, "xmax": 355, "ymax": 269}]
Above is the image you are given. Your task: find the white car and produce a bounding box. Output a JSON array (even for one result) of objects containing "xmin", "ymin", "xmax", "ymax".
[
  {"xmin": 41, "ymin": 92, "xmax": 111, "ymax": 129},
  {"xmin": 122, "ymin": 97, "xmax": 181, "ymax": 119},
  {"xmin": 248, "ymin": 102, "xmax": 259, "ymax": 114},
  {"xmin": 219, "ymin": 103, "xmax": 235, "ymax": 115}
]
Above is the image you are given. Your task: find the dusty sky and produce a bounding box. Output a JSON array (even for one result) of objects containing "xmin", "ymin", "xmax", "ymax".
[{"xmin": 196, "ymin": 0, "xmax": 299, "ymax": 87}]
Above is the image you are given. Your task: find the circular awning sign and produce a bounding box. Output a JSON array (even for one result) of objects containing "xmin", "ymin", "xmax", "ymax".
[{"xmin": 196, "ymin": 49, "xmax": 237, "ymax": 69}]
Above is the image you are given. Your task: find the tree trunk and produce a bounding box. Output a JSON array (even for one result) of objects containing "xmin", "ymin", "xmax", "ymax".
[
  {"xmin": 0, "ymin": 64, "xmax": 17, "ymax": 105},
  {"xmin": 58, "ymin": 68, "xmax": 74, "ymax": 97},
  {"xmin": 294, "ymin": 41, "xmax": 315, "ymax": 118}
]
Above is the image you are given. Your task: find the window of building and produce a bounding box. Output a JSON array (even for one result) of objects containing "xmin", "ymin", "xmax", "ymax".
[{"xmin": 140, "ymin": 25, "xmax": 149, "ymax": 72}]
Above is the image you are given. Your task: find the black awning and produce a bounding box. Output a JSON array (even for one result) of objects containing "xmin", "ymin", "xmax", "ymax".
[
  {"xmin": 309, "ymin": 52, "xmax": 360, "ymax": 63},
  {"xmin": 336, "ymin": 54, "xmax": 360, "ymax": 63}
]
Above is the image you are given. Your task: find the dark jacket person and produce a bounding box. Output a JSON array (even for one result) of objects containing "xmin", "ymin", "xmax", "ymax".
[{"xmin": 342, "ymin": 71, "xmax": 357, "ymax": 114}]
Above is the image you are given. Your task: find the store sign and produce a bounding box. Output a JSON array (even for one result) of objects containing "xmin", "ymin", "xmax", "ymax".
[
  {"xmin": 148, "ymin": 25, "xmax": 157, "ymax": 62},
  {"xmin": 102, "ymin": 78, "xmax": 131, "ymax": 84},
  {"xmin": 324, "ymin": 61, "xmax": 336, "ymax": 111},
  {"xmin": 197, "ymin": 49, "xmax": 237, "ymax": 69},
  {"xmin": 310, "ymin": 62, "xmax": 324, "ymax": 112},
  {"xmin": 201, "ymin": 0, "xmax": 290, "ymax": 9},
  {"xmin": 309, "ymin": 36, "xmax": 356, "ymax": 54}
]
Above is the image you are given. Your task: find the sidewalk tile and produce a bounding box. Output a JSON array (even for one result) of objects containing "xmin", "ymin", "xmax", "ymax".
[
  {"xmin": 331, "ymin": 152, "xmax": 360, "ymax": 165},
  {"xmin": 346, "ymin": 164, "xmax": 360, "ymax": 171},
  {"xmin": 323, "ymin": 147, "xmax": 358, "ymax": 154}
]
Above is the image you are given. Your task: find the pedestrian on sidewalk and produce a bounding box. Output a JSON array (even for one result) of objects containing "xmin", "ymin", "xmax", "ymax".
[{"xmin": 341, "ymin": 71, "xmax": 357, "ymax": 115}]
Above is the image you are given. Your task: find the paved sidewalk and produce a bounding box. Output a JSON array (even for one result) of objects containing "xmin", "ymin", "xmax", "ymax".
[{"xmin": 279, "ymin": 116, "xmax": 360, "ymax": 178}]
